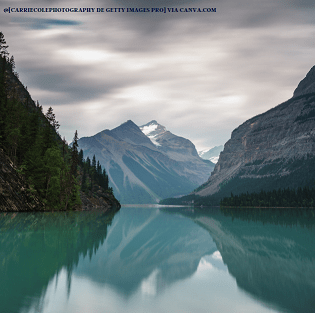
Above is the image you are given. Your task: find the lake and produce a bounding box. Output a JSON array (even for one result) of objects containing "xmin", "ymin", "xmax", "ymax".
[{"xmin": 1, "ymin": 205, "xmax": 314, "ymax": 313}]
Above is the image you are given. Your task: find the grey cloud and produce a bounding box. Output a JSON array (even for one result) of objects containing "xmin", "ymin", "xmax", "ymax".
[
  {"xmin": 22, "ymin": 64, "xmax": 148, "ymax": 105},
  {"xmin": 2, "ymin": 0, "xmax": 315, "ymax": 149},
  {"xmin": 285, "ymin": 0, "xmax": 315, "ymax": 8},
  {"xmin": 12, "ymin": 18, "xmax": 81, "ymax": 30}
]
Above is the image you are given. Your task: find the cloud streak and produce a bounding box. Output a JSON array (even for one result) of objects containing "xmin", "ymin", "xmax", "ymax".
[{"xmin": 12, "ymin": 17, "xmax": 81, "ymax": 29}]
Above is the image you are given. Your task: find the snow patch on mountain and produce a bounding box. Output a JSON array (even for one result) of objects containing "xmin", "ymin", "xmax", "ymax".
[
  {"xmin": 140, "ymin": 120, "xmax": 165, "ymax": 147},
  {"xmin": 141, "ymin": 123, "xmax": 158, "ymax": 136},
  {"xmin": 149, "ymin": 136, "xmax": 161, "ymax": 146},
  {"xmin": 198, "ymin": 145, "xmax": 224, "ymax": 164}
]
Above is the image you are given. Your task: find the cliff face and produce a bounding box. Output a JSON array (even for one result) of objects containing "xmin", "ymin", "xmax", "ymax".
[
  {"xmin": 80, "ymin": 189, "xmax": 121, "ymax": 211},
  {"xmin": 0, "ymin": 149, "xmax": 42, "ymax": 211},
  {"xmin": 293, "ymin": 65, "xmax": 315, "ymax": 97},
  {"xmin": 196, "ymin": 66, "xmax": 315, "ymax": 197}
]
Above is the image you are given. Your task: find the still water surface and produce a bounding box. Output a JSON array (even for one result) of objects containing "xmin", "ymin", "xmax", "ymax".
[{"xmin": 1, "ymin": 205, "xmax": 315, "ymax": 313}]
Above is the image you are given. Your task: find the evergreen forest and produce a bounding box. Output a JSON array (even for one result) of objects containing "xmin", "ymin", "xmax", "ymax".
[
  {"xmin": 0, "ymin": 32, "xmax": 111, "ymax": 211},
  {"xmin": 220, "ymin": 187, "xmax": 315, "ymax": 208}
]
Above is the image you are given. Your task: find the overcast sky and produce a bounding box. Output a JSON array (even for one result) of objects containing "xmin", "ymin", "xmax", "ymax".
[{"xmin": 1, "ymin": 0, "xmax": 315, "ymax": 150}]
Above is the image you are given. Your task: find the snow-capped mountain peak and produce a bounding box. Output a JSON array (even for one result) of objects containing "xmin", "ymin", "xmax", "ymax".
[{"xmin": 139, "ymin": 120, "xmax": 167, "ymax": 146}]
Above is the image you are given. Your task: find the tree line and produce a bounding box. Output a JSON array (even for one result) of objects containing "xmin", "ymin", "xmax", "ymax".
[
  {"xmin": 220, "ymin": 186, "xmax": 315, "ymax": 208},
  {"xmin": 79, "ymin": 151, "xmax": 110, "ymax": 193},
  {"xmin": 0, "ymin": 31, "xmax": 110, "ymax": 210}
]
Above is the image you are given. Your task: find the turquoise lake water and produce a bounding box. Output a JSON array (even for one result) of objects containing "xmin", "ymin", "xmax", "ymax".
[{"xmin": 1, "ymin": 205, "xmax": 314, "ymax": 313}]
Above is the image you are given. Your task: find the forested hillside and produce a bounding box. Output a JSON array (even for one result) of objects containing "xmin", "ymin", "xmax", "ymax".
[
  {"xmin": 220, "ymin": 187, "xmax": 315, "ymax": 208},
  {"xmin": 0, "ymin": 32, "xmax": 119, "ymax": 211}
]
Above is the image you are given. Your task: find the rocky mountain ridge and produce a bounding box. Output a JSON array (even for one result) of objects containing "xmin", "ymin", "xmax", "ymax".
[
  {"xmin": 78, "ymin": 120, "xmax": 214, "ymax": 204},
  {"xmin": 195, "ymin": 66, "xmax": 315, "ymax": 197},
  {"xmin": 293, "ymin": 65, "xmax": 315, "ymax": 97},
  {"xmin": 140, "ymin": 120, "xmax": 201, "ymax": 162}
]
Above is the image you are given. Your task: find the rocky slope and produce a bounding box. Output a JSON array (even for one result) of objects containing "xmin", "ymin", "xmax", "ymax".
[
  {"xmin": 80, "ymin": 189, "xmax": 121, "ymax": 211},
  {"xmin": 0, "ymin": 148, "xmax": 42, "ymax": 211},
  {"xmin": 78, "ymin": 120, "xmax": 214, "ymax": 204},
  {"xmin": 294, "ymin": 65, "xmax": 315, "ymax": 97},
  {"xmin": 195, "ymin": 66, "xmax": 315, "ymax": 197}
]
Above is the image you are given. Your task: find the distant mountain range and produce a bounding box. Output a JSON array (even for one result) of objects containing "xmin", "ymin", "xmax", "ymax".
[
  {"xmin": 198, "ymin": 146, "xmax": 224, "ymax": 164},
  {"xmin": 77, "ymin": 120, "xmax": 214, "ymax": 204},
  {"xmin": 193, "ymin": 65, "xmax": 315, "ymax": 199}
]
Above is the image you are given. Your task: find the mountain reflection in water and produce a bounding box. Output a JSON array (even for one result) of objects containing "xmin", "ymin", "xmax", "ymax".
[
  {"xmin": 183, "ymin": 207, "xmax": 315, "ymax": 313},
  {"xmin": 74, "ymin": 207, "xmax": 216, "ymax": 296},
  {"xmin": 0, "ymin": 206, "xmax": 314, "ymax": 313}
]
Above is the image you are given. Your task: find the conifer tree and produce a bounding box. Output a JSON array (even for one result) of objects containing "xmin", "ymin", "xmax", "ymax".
[
  {"xmin": 92, "ymin": 155, "xmax": 96, "ymax": 171},
  {"xmin": 81, "ymin": 167, "xmax": 87, "ymax": 192},
  {"xmin": 9, "ymin": 55, "xmax": 15, "ymax": 72},
  {"xmin": 86, "ymin": 156, "xmax": 91, "ymax": 171},
  {"xmin": 62, "ymin": 136, "xmax": 67, "ymax": 159},
  {"xmin": 70, "ymin": 130, "xmax": 79, "ymax": 177},
  {"xmin": 42, "ymin": 107, "xmax": 60, "ymax": 152},
  {"xmin": 0, "ymin": 32, "xmax": 8, "ymax": 146},
  {"xmin": 43, "ymin": 147, "xmax": 63, "ymax": 209},
  {"xmin": 45, "ymin": 106, "xmax": 60, "ymax": 131},
  {"xmin": 78, "ymin": 149, "xmax": 84, "ymax": 165},
  {"xmin": 0, "ymin": 32, "xmax": 9, "ymax": 59}
]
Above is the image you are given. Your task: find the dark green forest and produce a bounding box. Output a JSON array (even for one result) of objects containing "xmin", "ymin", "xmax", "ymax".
[
  {"xmin": 79, "ymin": 152, "xmax": 110, "ymax": 193},
  {"xmin": 161, "ymin": 185, "xmax": 315, "ymax": 208},
  {"xmin": 0, "ymin": 32, "xmax": 111, "ymax": 210},
  {"xmin": 220, "ymin": 187, "xmax": 315, "ymax": 208}
]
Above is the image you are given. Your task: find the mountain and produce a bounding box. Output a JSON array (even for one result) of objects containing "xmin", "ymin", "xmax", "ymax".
[
  {"xmin": 198, "ymin": 145, "xmax": 224, "ymax": 164},
  {"xmin": 194, "ymin": 66, "xmax": 315, "ymax": 198},
  {"xmin": 139, "ymin": 120, "xmax": 202, "ymax": 161},
  {"xmin": 77, "ymin": 120, "xmax": 214, "ymax": 204}
]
